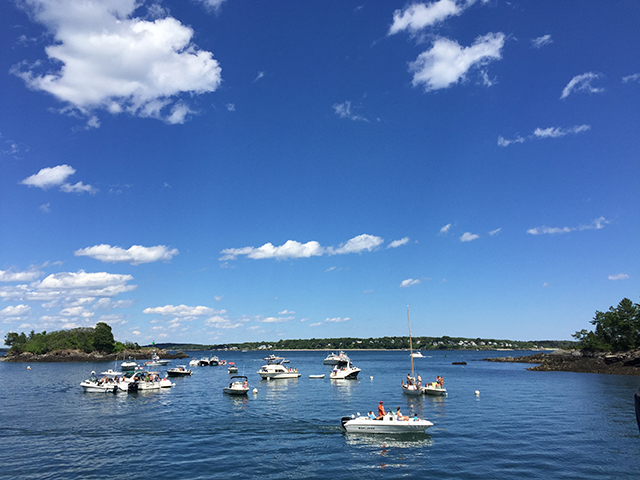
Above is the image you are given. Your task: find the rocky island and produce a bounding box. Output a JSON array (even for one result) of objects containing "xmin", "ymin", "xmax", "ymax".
[{"xmin": 484, "ymin": 349, "xmax": 640, "ymax": 376}]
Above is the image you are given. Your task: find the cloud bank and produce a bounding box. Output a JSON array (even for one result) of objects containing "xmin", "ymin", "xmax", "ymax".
[
  {"xmin": 527, "ymin": 217, "xmax": 608, "ymax": 235},
  {"xmin": 21, "ymin": 164, "xmax": 97, "ymax": 194},
  {"xmin": 220, "ymin": 234, "xmax": 384, "ymax": 261}
]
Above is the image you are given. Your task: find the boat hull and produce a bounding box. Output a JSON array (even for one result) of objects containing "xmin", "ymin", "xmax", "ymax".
[
  {"xmin": 423, "ymin": 386, "xmax": 446, "ymax": 396},
  {"xmin": 330, "ymin": 368, "xmax": 360, "ymax": 380},
  {"xmin": 341, "ymin": 416, "xmax": 433, "ymax": 434},
  {"xmin": 223, "ymin": 387, "xmax": 249, "ymax": 395},
  {"xmin": 258, "ymin": 372, "xmax": 301, "ymax": 379},
  {"xmin": 80, "ymin": 381, "xmax": 119, "ymax": 393},
  {"xmin": 401, "ymin": 385, "xmax": 423, "ymax": 396}
]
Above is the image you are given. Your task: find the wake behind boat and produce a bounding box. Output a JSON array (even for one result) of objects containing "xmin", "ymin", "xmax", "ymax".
[{"xmin": 341, "ymin": 412, "xmax": 433, "ymax": 434}]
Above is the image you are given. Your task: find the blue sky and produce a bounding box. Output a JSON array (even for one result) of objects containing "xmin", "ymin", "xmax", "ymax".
[{"xmin": 1, "ymin": 0, "xmax": 639, "ymax": 345}]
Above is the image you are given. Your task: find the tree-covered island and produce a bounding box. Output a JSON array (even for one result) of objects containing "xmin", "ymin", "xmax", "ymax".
[{"xmin": 485, "ymin": 297, "xmax": 640, "ymax": 375}]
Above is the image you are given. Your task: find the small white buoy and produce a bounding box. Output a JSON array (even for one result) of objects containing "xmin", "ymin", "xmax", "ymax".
[
  {"xmin": 370, "ymin": 376, "xmax": 373, "ymax": 380},
  {"xmin": 253, "ymin": 388, "xmax": 258, "ymax": 394},
  {"xmin": 475, "ymin": 390, "xmax": 480, "ymax": 396},
  {"xmin": 27, "ymin": 366, "xmax": 31, "ymax": 370}
]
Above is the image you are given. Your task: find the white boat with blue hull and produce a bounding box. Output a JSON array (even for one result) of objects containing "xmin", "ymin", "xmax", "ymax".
[
  {"xmin": 330, "ymin": 358, "xmax": 361, "ymax": 379},
  {"xmin": 341, "ymin": 413, "xmax": 433, "ymax": 434}
]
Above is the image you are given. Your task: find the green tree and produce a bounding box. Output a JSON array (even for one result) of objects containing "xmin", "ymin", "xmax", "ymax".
[
  {"xmin": 93, "ymin": 322, "xmax": 115, "ymax": 353},
  {"xmin": 574, "ymin": 297, "xmax": 640, "ymax": 351},
  {"xmin": 4, "ymin": 332, "xmax": 20, "ymax": 347}
]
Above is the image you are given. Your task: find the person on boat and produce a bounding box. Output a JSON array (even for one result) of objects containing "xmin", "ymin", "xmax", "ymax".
[
  {"xmin": 437, "ymin": 375, "xmax": 444, "ymax": 388},
  {"xmin": 368, "ymin": 411, "xmax": 376, "ymax": 420},
  {"xmin": 417, "ymin": 374, "xmax": 422, "ymax": 387},
  {"xmin": 243, "ymin": 379, "xmax": 248, "ymax": 388},
  {"xmin": 396, "ymin": 407, "xmax": 409, "ymax": 421},
  {"xmin": 406, "ymin": 373, "xmax": 412, "ymax": 385},
  {"xmin": 377, "ymin": 401, "xmax": 385, "ymax": 419}
]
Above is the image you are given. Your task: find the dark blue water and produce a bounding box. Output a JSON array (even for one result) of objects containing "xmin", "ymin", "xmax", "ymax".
[{"xmin": 1, "ymin": 350, "xmax": 638, "ymax": 479}]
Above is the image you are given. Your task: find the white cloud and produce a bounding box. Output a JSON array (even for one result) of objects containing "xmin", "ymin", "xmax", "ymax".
[
  {"xmin": 0, "ymin": 268, "xmax": 43, "ymax": 282},
  {"xmin": 21, "ymin": 164, "xmax": 97, "ymax": 194},
  {"xmin": 332, "ymin": 101, "xmax": 368, "ymax": 122},
  {"xmin": 325, "ymin": 317, "xmax": 350, "ymax": 323},
  {"xmin": 527, "ymin": 217, "xmax": 608, "ymax": 235},
  {"xmin": 0, "ymin": 305, "xmax": 31, "ymax": 316},
  {"xmin": 387, "ymin": 237, "xmax": 410, "ymax": 248},
  {"xmin": 622, "ymin": 73, "xmax": 640, "ymax": 83},
  {"xmin": 389, "ymin": 0, "xmax": 468, "ymax": 35},
  {"xmin": 489, "ymin": 228, "xmax": 501, "ymax": 236},
  {"xmin": 409, "ymin": 32, "xmax": 505, "ymax": 91},
  {"xmin": 194, "ymin": 0, "xmax": 227, "ymax": 12},
  {"xmin": 400, "ymin": 278, "xmax": 420, "ymax": 288},
  {"xmin": 220, "ymin": 234, "xmax": 383, "ymax": 261},
  {"xmin": 497, "ymin": 135, "xmax": 525, "ymax": 147},
  {"xmin": 460, "ymin": 232, "xmax": 479, "ymax": 242},
  {"xmin": 143, "ymin": 305, "xmax": 222, "ymax": 317},
  {"xmin": 608, "ymin": 273, "xmax": 630, "ymax": 281},
  {"xmin": 253, "ymin": 71, "xmax": 265, "ymax": 82},
  {"xmin": 531, "ymin": 34, "xmax": 552, "ymax": 48},
  {"xmin": 278, "ymin": 310, "xmax": 295, "ymax": 315},
  {"xmin": 439, "ymin": 223, "xmax": 452, "ymax": 235},
  {"xmin": 560, "ymin": 72, "xmax": 604, "ymax": 99},
  {"xmin": 204, "ymin": 315, "xmax": 242, "ymax": 329},
  {"xmin": 21, "ymin": 165, "xmax": 75, "ymax": 189},
  {"xmin": 499, "ymin": 125, "xmax": 590, "ymax": 147},
  {"xmin": 226, "ymin": 103, "xmax": 236, "ymax": 112},
  {"xmin": 13, "ymin": 0, "xmax": 222, "ymax": 125},
  {"xmin": 533, "ymin": 125, "xmax": 590, "ymax": 138},
  {"xmin": 74, "ymin": 244, "xmax": 179, "ymax": 265}
]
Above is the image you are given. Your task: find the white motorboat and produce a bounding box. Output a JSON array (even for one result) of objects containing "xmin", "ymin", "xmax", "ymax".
[
  {"xmin": 323, "ymin": 351, "xmax": 349, "ymax": 365},
  {"xmin": 411, "ymin": 351, "xmax": 424, "ymax": 358},
  {"xmin": 210, "ymin": 356, "xmax": 220, "ymax": 366},
  {"xmin": 121, "ymin": 357, "xmax": 138, "ymax": 371},
  {"xmin": 223, "ymin": 375, "xmax": 250, "ymax": 395},
  {"xmin": 80, "ymin": 369, "xmax": 123, "ymax": 393},
  {"xmin": 341, "ymin": 412, "xmax": 434, "ymax": 434},
  {"xmin": 189, "ymin": 358, "xmax": 199, "ymax": 367},
  {"xmin": 145, "ymin": 350, "xmax": 169, "ymax": 367},
  {"xmin": 167, "ymin": 365, "xmax": 192, "ymax": 377},
  {"xmin": 330, "ymin": 358, "xmax": 361, "ymax": 379},
  {"xmin": 118, "ymin": 370, "xmax": 174, "ymax": 392},
  {"xmin": 263, "ymin": 354, "xmax": 286, "ymax": 364},
  {"xmin": 257, "ymin": 363, "xmax": 301, "ymax": 379},
  {"xmin": 199, "ymin": 357, "xmax": 211, "ymax": 366},
  {"xmin": 309, "ymin": 374, "xmax": 325, "ymax": 379},
  {"xmin": 423, "ymin": 383, "xmax": 447, "ymax": 396},
  {"xmin": 228, "ymin": 362, "xmax": 238, "ymax": 374}
]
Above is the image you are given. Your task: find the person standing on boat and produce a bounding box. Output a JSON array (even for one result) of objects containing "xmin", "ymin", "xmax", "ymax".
[
  {"xmin": 377, "ymin": 401, "xmax": 385, "ymax": 419},
  {"xmin": 417, "ymin": 374, "xmax": 422, "ymax": 387}
]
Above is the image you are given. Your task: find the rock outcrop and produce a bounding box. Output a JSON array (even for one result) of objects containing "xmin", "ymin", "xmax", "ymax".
[{"xmin": 484, "ymin": 349, "xmax": 640, "ymax": 375}]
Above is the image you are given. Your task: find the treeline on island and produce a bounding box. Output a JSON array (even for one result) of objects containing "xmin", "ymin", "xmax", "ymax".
[
  {"xmin": 151, "ymin": 337, "xmax": 575, "ymax": 352},
  {"xmin": 572, "ymin": 297, "xmax": 640, "ymax": 352},
  {"xmin": 3, "ymin": 322, "xmax": 139, "ymax": 355}
]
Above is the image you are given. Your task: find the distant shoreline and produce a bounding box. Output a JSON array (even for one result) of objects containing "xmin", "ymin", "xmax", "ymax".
[{"xmin": 0, "ymin": 348, "xmax": 188, "ymax": 363}]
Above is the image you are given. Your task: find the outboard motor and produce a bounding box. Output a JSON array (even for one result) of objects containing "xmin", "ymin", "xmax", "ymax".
[
  {"xmin": 128, "ymin": 382, "xmax": 139, "ymax": 393},
  {"xmin": 341, "ymin": 417, "xmax": 352, "ymax": 430}
]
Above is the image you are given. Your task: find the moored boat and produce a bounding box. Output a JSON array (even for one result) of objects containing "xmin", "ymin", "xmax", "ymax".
[
  {"xmin": 323, "ymin": 351, "xmax": 349, "ymax": 365},
  {"xmin": 118, "ymin": 370, "xmax": 173, "ymax": 392},
  {"xmin": 121, "ymin": 357, "xmax": 138, "ymax": 371},
  {"xmin": 189, "ymin": 358, "xmax": 199, "ymax": 367},
  {"xmin": 80, "ymin": 369, "xmax": 123, "ymax": 393},
  {"xmin": 257, "ymin": 363, "xmax": 300, "ymax": 379},
  {"xmin": 223, "ymin": 375, "xmax": 250, "ymax": 395},
  {"xmin": 167, "ymin": 365, "xmax": 192, "ymax": 377},
  {"xmin": 330, "ymin": 358, "xmax": 361, "ymax": 379}
]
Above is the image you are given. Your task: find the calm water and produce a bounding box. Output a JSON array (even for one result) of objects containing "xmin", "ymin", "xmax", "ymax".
[{"xmin": 1, "ymin": 350, "xmax": 639, "ymax": 479}]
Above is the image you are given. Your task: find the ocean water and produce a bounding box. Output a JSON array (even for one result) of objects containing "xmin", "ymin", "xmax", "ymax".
[{"xmin": 1, "ymin": 350, "xmax": 638, "ymax": 479}]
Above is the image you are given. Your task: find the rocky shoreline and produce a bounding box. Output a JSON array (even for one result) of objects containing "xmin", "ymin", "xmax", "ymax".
[
  {"xmin": 0, "ymin": 348, "xmax": 189, "ymax": 363},
  {"xmin": 484, "ymin": 349, "xmax": 640, "ymax": 375}
]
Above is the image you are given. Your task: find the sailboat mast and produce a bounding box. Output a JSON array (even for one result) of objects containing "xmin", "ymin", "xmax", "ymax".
[{"xmin": 408, "ymin": 305, "xmax": 415, "ymax": 381}]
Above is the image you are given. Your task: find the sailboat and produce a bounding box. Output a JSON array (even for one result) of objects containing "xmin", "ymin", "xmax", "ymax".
[{"xmin": 401, "ymin": 306, "xmax": 423, "ymax": 396}]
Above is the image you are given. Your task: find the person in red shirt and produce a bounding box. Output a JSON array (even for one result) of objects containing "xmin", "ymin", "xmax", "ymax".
[{"xmin": 377, "ymin": 401, "xmax": 385, "ymax": 419}]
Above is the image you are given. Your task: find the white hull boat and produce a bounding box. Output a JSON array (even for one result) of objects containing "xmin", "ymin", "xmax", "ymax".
[
  {"xmin": 309, "ymin": 374, "xmax": 325, "ymax": 378},
  {"xmin": 189, "ymin": 359, "xmax": 199, "ymax": 367},
  {"xmin": 80, "ymin": 370, "xmax": 123, "ymax": 393},
  {"xmin": 121, "ymin": 358, "xmax": 138, "ymax": 371},
  {"xmin": 167, "ymin": 365, "xmax": 192, "ymax": 377},
  {"xmin": 118, "ymin": 370, "xmax": 174, "ymax": 392},
  {"xmin": 323, "ymin": 351, "xmax": 349, "ymax": 365},
  {"xmin": 401, "ymin": 384, "xmax": 423, "ymax": 396},
  {"xmin": 341, "ymin": 414, "xmax": 433, "ymax": 434},
  {"xmin": 257, "ymin": 363, "xmax": 300, "ymax": 379},
  {"xmin": 224, "ymin": 376, "xmax": 249, "ymax": 395},
  {"xmin": 423, "ymin": 384, "xmax": 447, "ymax": 396},
  {"xmin": 330, "ymin": 359, "xmax": 361, "ymax": 379},
  {"xmin": 411, "ymin": 351, "xmax": 424, "ymax": 358}
]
